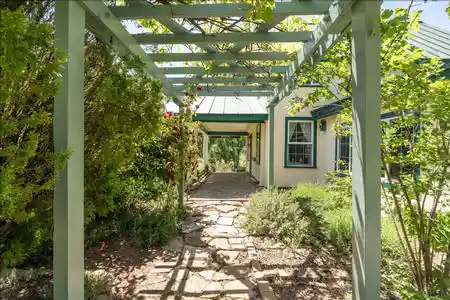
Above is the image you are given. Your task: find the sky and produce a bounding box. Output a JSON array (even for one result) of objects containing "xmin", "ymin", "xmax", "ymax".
[{"xmin": 382, "ymin": 0, "xmax": 450, "ymax": 28}]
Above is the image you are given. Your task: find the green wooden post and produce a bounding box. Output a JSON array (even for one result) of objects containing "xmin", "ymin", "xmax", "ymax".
[
  {"xmin": 53, "ymin": 1, "xmax": 85, "ymax": 299},
  {"xmin": 351, "ymin": 1, "xmax": 381, "ymax": 299},
  {"xmin": 268, "ymin": 106, "xmax": 275, "ymax": 188},
  {"xmin": 177, "ymin": 110, "xmax": 185, "ymax": 209}
]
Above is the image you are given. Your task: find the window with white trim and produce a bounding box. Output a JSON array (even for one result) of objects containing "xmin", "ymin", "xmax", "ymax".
[
  {"xmin": 286, "ymin": 120, "xmax": 314, "ymax": 167},
  {"xmin": 336, "ymin": 135, "xmax": 352, "ymax": 172}
]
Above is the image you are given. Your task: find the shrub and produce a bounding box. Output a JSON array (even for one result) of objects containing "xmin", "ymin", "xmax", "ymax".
[
  {"xmin": 245, "ymin": 182, "xmax": 403, "ymax": 258},
  {"xmin": 323, "ymin": 209, "xmax": 352, "ymax": 251},
  {"xmin": 0, "ymin": 268, "xmax": 112, "ymax": 299},
  {"xmin": 244, "ymin": 189, "xmax": 308, "ymax": 247}
]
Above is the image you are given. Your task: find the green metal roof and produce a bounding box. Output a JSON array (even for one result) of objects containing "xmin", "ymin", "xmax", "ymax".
[
  {"xmin": 196, "ymin": 96, "xmax": 268, "ymax": 115},
  {"xmin": 410, "ymin": 22, "xmax": 450, "ymax": 59}
]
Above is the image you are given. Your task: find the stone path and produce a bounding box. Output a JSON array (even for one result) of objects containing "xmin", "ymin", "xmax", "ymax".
[
  {"xmin": 134, "ymin": 172, "xmax": 266, "ymax": 300},
  {"xmin": 131, "ymin": 172, "xmax": 350, "ymax": 299}
]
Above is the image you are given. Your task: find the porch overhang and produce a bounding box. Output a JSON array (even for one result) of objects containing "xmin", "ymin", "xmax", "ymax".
[{"xmin": 194, "ymin": 113, "xmax": 267, "ymax": 123}]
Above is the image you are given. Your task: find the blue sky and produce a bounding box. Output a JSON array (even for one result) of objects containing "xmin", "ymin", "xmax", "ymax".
[{"xmin": 382, "ymin": 0, "xmax": 450, "ymax": 28}]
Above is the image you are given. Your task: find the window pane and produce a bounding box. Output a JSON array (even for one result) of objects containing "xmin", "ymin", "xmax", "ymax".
[
  {"xmin": 337, "ymin": 135, "xmax": 351, "ymax": 171},
  {"xmin": 289, "ymin": 122, "xmax": 312, "ymax": 143},
  {"xmin": 288, "ymin": 144, "xmax": 312, "ymax": 166}
]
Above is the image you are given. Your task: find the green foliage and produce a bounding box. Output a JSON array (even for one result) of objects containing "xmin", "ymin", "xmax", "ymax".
[
  {"xmin": 209, "ymin": 136, "xmax": 246, "ymax": 169},
  {"xmin": 244, "ymin": 188, "xmax": 308, "ymax": 247},
  {"xmin": 289, "ymin": 8, "xmax": 450, "ymax": 296},
  {"xmin": 86, "ymin": 203, "xmax": 184, "ymax": 249},
  {"xmin": 0, "ymin": 8, "xmax": 68, "ymax": 266},
  {"xmin": 0, "ymin": 268, "xmax": 112, "ymax": 300},
  {"xmin": 0, "ymin": 6, "xmax": 199, "ymax": 267},
  {"xmin": 83, "ymin": 36, "xmax": 164, "ymax": 223}
]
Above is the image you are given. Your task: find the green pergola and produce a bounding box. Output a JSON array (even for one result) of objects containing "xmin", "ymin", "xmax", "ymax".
[{"xmin": 53, "ymin": 0, "xmax": 381, "ymax": 299}]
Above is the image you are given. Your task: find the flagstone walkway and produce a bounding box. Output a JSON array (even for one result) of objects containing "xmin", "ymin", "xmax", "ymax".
[
  {"xmin": 134, "ymin": 172, "xmax": 265, "ymax": 300},
  {"xmin": 130, "ymin": 172, "xmax": 350, "ymax": 299}
]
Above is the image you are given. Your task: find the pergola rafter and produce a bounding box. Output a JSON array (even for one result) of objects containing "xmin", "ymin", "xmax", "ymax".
[
  {"xmin": 110, "ymin": 2, "xmax": 333, "ymax": 19},
  {"xmin": 169, "ymin": 76, "xmax": 280, "ymax": 84},
  {"xmin": 149, "ymin": 51, "xmax": 290, "ymax": 62},
  {"xmin": 161, "ymin": 66, "xmax": 289, "ymax": 75},
  {"xmin": 53, "ymin": 1, "xmax": 383, "ymax": 299},
  {"xmin": 133, "ymin": 31, "xmax": 313, "ymax": 44}
]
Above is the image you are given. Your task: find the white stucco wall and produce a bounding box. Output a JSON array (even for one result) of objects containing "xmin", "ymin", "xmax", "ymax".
[
  {"xmin": 247, "ymin": 123, "xmax": 267, "ymax": 186},
  {"xmin": 272, "ymin": 89, "xmax": 338, "ymax": 187}
]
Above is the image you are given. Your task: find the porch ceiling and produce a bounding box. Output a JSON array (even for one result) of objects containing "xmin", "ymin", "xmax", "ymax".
[{"xmin": 202, "ymin": 122, "xmax": 252, "ymax": 134}]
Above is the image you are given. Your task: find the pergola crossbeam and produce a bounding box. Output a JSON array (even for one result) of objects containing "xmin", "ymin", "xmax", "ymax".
[
  {"xmin": 173, "ymin": 85, "xmax": 272, "ymax": 92},
  {"xmin": 79, "ymin": 0, "xmax": 182, "ymax": 103},
  {"xmin": 169, "ymin": 76, "xmax": 280, "ymax": 84},
  {"xmin": 110, "ymin": 2, "xmax": 332, "ymax": 19},
  {"xmin": 150, "ymin": 52, "xmax": 289, "ymax": 62},
  {"xmin": 134, "ymin": 32, "xmax": 313, "ymax": 45},
  {"xmin": 176, "ymin": 91, "xmax": 272, "ymax": 97},
  {"xmin": 162, "ymin": 66, "xmax": 288, "ymax": 75},
  {"xmin": 269, "ymin": 0, "xmax": 354, "ymax": 106}
]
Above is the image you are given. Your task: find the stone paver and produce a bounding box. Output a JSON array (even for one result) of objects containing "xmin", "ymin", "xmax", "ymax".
[{"xmin": 134, "ymin": 173, "xmax": 260, "ymax": 300}]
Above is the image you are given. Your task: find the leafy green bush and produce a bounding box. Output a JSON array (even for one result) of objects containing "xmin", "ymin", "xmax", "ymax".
[
  {"xmin": 0, "ymin": 8, "xmax": 68, "ymax": 266},
  {"xmin": 244, "ymin": 189, "xmax": 308, "ymax": 247},
  {"xmin": 245, "ymin": 182, "xmax": 402, "ymax": 256},
  {"xmin": 0, "ymin": 6, "xmax": 195, "ymax": 267},
  {"xmin": 0, "ymin": 268, "xmax": 112, "ymax": 299},
  {"xmin": 323, "ymin": 209, "xmax": 352, "ymax": 251}
]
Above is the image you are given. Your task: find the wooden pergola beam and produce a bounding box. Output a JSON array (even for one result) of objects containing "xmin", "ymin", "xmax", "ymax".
[
  {"xmin": 110, "ymin": 2, "xmax": 331, "ymax": 19},
  {"xmin": 80, "ymin": 0, "xmax": 182, "ymax": 104},
  {"xmin": 169, "ymin": 76, "xmax": 280, "ymax": 84},
  {"xmin": 162, "ymin": 66, "xmax": 288, "ymax": 75},
  {"xmin": 176, "ymin": 91, "xmax": 272, "ymax": 97},
  {"xmin": 150, "ymin": 52, "xmax": 289, "ymax": 62},
  {"xmin": 173, "ymin": 85, "xmax": 272, "ymax": 92},
  {"xmin": 134, "ymin": 32, "xmax": 312, "ymax": 45},
  {"xmin": 269, "ymin": 0, "xmax": 354, "ymax": 106}
]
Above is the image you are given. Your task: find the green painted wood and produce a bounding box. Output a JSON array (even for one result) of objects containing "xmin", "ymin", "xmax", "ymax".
[
  {"xmin": 80, "ymin": 0, "xmax": 182, "ymax": 104},
  {"xmin": 230, "ymin": 15, "xmax": 288, "ymax": 53},
  {"xmin": 162, "ymin": 66, "xmax": 288, "ymax": 75},
  {"xmin": 169, "ymin": 77, "xmax": 280, "ymax": 84},
  {"xmin": 149, "ymin": 52, "xmax": 290, "ymax": 62},
  {"xmin": 268, "ymin": 107, "xmax": 275, "ymax": 187},
  {"xmin": 179, "ymin": 91, "xmax": 272, "ymax": 97},
  {"xmin": 110, "ymin": 2, "xmax": 332, "ymax": 19},
  {"xmin": 270, "ymin": 0, "xmax": 354, "ymax": 106},
  {"xmin": 153, "ymin": 17, "xmax": 218, "ymax": 54},
  {"xmin": 194, "ymin": 114, "xmax": 268, "ymax": 123},
  {"xmin": 207, "ymin": 131, "xmax": 249, "ymax": 136},
  {"xmin": 351, "ymin": 1, "xmax": 381, "ymax": 299},
  {"xmin": 175, "ymin": 85, "xmax": 272, "ymax": 92},
  {"xmin": 133, "ymin": 32, "xmax": 313, "ymax": 45},
  {"xmin": 53, "ymin": 1, "xmax": 85, "ymax": 299},
  {"xmin": 283, "ymin": 117, "xmax": 317, "ymax": 169},
  {"xmin": 177, "ymin": 110, "xmax": 185, "ymax": 208}
]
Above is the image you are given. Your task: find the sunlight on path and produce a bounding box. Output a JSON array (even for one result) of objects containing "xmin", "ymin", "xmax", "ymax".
[{"xmin": 133, "ymin": 172, "xmax": 270, "ymax": 300}]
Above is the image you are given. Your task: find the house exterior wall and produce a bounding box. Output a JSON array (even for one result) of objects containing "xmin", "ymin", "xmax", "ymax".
[
  {"xmin": 247, "ymin": 122, "xmax": 267, "ymax": 187},
  {"xmin": 272, "ymin": 89, "xmax": 338, "ymax": 187}
]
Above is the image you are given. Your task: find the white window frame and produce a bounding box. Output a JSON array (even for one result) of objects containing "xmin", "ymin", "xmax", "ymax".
[{"xmin": 286, "ymin": 120, "xmax": 315, "ymax": 167}]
